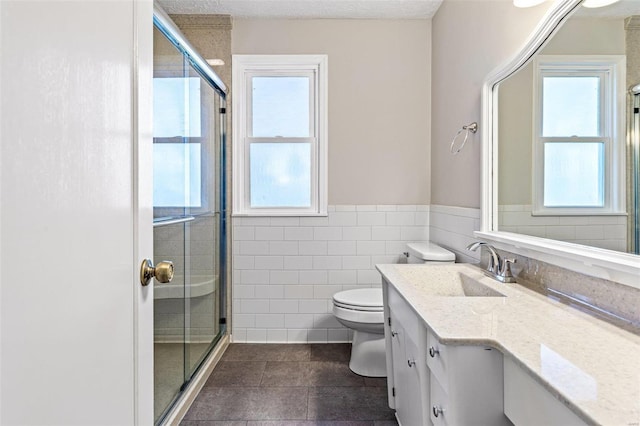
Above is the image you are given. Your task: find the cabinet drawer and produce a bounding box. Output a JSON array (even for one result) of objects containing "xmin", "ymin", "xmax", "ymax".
[
  {"xmin": 426, "ymin": 329, "xmax": 450, "ymax": 393},
  {"xmin": 388, "ymin": 285, "xmax": 422, "ymax": 339},
  {"xmin": 430, "ymin": 373, "xmax": 450, "ymax": 426}
]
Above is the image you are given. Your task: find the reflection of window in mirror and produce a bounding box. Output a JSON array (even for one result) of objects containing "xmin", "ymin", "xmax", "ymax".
[
  {"xmin": 532, "ymin": 55, "xmax": 625, "ymax": 216},
  {"xmin": 490, "ymin": 2, "xmax": 639, "ymax": 280},
  {"xmin": 496, "ymin": 12, "xmax": 639, "ymax": 255}
]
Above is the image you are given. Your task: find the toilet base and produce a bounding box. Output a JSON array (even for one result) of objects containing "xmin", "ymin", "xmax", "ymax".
[{"xmin": 349, "ymin": 330, "xmax": 387, "ymax": 377}]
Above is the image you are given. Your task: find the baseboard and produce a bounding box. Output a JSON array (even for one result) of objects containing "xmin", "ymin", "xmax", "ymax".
[{"xmin": 161, "ymin": 333, "xmax": 230, "ymax": 425}]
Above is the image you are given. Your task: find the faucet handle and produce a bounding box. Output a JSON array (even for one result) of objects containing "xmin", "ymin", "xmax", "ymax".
[{"xmin": 500, "ymin": 258, "xmax": 516, "ymax": 279}]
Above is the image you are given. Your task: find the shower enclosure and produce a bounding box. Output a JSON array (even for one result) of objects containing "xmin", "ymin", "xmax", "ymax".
[{"xmin": 152, "ymin": 6, "xmax": 227, "ymax": 423}]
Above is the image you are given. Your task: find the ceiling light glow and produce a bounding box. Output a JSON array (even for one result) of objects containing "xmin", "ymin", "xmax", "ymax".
[
  {"xmin": 513, "ymin": 0, "xmax": 547, "ymax": 8},
  {"xmin": 582, "ymin": 0, "xmax": 620, "ymax": 8}
]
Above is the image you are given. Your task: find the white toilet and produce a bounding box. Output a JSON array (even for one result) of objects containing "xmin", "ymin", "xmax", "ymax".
[{"xmin": 332, "ymin": 242, "xmax": 455, "ymax": 377}]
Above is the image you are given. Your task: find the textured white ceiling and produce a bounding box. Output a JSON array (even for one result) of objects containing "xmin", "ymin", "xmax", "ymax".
[{"xmin": 158, "ymin": 0, "xmax": 443, "ymax": 19}]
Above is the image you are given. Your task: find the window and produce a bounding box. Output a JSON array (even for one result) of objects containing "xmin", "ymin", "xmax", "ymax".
[
  {"xmin": 232, "ymin": 55, "xmax": 328, "ymax": 216},
  {"xmin": 532, "ymin": 55, "xmax": 625, "ymax": 215}
]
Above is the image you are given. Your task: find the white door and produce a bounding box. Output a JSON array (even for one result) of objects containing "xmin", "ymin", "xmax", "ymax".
[{"xmin": 0, "ymin": 1, "xmax": 154, "ymax": 424}]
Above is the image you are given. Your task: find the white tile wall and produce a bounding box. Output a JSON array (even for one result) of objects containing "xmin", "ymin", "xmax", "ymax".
[
  {"xmin": 234, "ymin": 203, "xmax": 629, "ymax": 344},
  {"xmin": 231, "ymin": 205, "xmax": 430, "ymax": 343},
  {"xmin": 499, "ymin": 205, "xmax": 627, "ymax": 252},
  {"xmin": 429, "ymin": 204, "xmax": 481, "ymax": 263}
]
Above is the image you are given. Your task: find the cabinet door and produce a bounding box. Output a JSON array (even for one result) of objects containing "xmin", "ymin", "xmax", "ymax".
[
  {"xmin": 390, "ymin": 310, "xmax": 425, "ymax": 426},
  {"xmin": 504, "ymin": 357, "xmax": 586, "ymax": 426},
  {"xmin": 427, "ymin": 335, "xmax": 512, "ymax": 426},
  {"xmin": 389, "ymin": 311, "xmax": 408, "ymax": 422},
  {"xmin": 403, "ymin": 332, "xmax": 426, "ymax": 426},
  {"xmin": 430, "ymin": 373, "xmax": 450, "ymax": 426}
]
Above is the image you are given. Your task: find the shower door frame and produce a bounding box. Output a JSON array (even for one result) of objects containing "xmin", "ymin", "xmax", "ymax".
[
  {"xmin": 630, "ymin": 86, "xmax": 640, "ymax": 254},
  {"xmin": 152, "ymin": 4, "xmax": 229, "ymax": 424}
]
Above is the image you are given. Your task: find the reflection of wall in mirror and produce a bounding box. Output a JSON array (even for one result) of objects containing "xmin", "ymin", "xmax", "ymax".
[
  {"xmin": 498, "ymin": 18, "xmax": 628, "ymax": 252},
  {"xmin": 627, "ymin": 17, "xmax": 640, "ymax": 91},
  {"xmin": 625, "ymin": 16, "xmax": 640, "ymax": 255}
]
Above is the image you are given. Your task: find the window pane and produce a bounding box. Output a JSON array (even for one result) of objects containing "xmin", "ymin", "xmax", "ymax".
[
  {"xmin": 542, "ymin": 76, "xmax": 600, "ymax": 137},
  {"xmin": 543, "ymin": 142, "xmax": 604, "ymax": 207},
  {"xmin": 153, "ymin": 77, "xmax": 202, "ymax": 137},
  {"xmin": 252, "ymin": 77, "xmax": 310, "ymax": 137},
  {"xmin": 250, "ymin": 143, "xmax": 311, "ymax": 208},
  {"xmin": 154, "ymin": 143, "xmax": 202, "ymax": 207}
]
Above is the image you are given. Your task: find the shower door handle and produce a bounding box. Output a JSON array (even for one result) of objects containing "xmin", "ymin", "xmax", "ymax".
[{"xmin": 140, "ymin": 259, "xmax": 174, "ymax": 286}]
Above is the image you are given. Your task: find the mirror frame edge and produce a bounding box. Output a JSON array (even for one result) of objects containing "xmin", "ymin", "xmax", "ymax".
[{"xmin": 476, "ymin": 0, "xmax": 640, "ymax": 290}]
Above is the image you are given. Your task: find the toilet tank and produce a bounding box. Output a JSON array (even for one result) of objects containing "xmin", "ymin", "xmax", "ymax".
[{"xmin": 406, "ymin": 242, "xmax": 455, "ymax": 264}]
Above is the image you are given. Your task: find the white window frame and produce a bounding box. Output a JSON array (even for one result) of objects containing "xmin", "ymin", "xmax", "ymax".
[
  {"xmin": 532, "ymin": 55, "xmax": 626, "ymax": 216},
  {"xmin": 232, "ymin": 54, "xmax": 328, "ymax": 216}
]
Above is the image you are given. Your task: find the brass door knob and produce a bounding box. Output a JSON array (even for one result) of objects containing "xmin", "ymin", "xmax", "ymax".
[{"xmin": 140, "ymin": 259, "xmax": 174, "ymax": 286}]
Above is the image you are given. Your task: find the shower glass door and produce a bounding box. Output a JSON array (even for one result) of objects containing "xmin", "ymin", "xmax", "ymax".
[
  {"xmin": 152, "ymin": 27, "xmax": 186, "ymax": 422},
  {"xmin": 152, "ymin": 23, "xmax": 226, "ymax": 424},
  {"xmin": 182, "ymin": 58, "xmax": 224, "ymax": 379}
]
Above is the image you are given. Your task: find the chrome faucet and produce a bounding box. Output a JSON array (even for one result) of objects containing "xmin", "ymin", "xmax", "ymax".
[{"xmin": 466, "ymin": 242, "xmax": 517, "ymax": 283}]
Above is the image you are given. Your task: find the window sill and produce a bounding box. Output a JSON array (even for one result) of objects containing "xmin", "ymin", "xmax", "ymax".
[
  {"xmin": 531, "ymin": 210, "xmax": 628, "ymax": 217},
  {"xmin": 232, "ymin": 211, "xmax": 328, "ymax": 217}
]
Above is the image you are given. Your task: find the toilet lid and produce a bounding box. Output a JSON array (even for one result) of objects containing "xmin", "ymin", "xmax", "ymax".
[
  {"xmin": 333, "ymin": 288, "xmax": 383, "ymax": 312},
  {"xmin": 406, "ymin": 242, "xmax": 455, "ymax": 262}
]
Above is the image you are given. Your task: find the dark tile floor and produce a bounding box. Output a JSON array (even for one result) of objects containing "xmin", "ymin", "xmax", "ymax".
[{"xmin": 181, "ymin": 343, "xmax": 398, "ymax": 426}]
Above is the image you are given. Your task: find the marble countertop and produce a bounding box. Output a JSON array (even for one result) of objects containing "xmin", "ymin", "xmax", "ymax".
[{"xmin": 376, "ymin": 263, "xmax": 640, "ymax": 426}]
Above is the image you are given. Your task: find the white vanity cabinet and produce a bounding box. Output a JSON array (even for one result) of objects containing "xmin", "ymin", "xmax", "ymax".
[
  {"xmin": 377, "ymin": 263, "xmax": 639, "ymax": 426},
  {"xmin": 383, "ymin": 278, "xmax": 512, "ymax": 426}
]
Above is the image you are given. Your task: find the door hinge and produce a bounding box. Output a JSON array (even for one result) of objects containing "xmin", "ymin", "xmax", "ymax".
[
  {"xmin": 392, "ymin": 387, "xmax": 396, "ymax": 397},
  {"xmin": 388, "ymin": 316, "xmax": 392, "ymax": 326},
  {"xmin": 220, "ymin": 107, "xmax": 226, "ymax": 114}
]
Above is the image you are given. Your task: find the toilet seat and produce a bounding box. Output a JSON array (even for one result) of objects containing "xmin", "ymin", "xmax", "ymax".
[
  {"xmin": 332, "ymin": 288, "xmax": 384, "ymax": 326},
  {"xmin": 333, "ymin": 301, "xmax": 383, "ymax": 312},
  {"xmin": 333, "ymin": 305, "xmax": 384, "ymax": 325},
  {"xmin": 332, "ymin": 288, "xmax": 383, "ymax": 312}
]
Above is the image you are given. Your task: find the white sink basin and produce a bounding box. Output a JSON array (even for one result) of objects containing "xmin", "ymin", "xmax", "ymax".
[
  {"xmin": 396, "ymin": 265, "xmax": 506, "ymax": 297},
  {"xmin": 458, "ymin": 273, "xmax": 506, "ymax": 297}
]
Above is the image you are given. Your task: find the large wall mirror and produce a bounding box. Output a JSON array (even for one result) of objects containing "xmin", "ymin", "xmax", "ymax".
[{"xmin": 478, "ymin": 0, "xmax": 640, "ymax": 289}]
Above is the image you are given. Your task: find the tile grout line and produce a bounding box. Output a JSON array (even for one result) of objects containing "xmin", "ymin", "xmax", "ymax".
[
  {"xmin": 307, "ymin": 343, "xmax": 312, "ymax": 420},
  {"xmin": 306, "ymin": 342, "xmax": 311, "ymax": 420},
  {"xmin": 306, "ymin": 381, "xmax": 311, "ymax": 421},
  {"xmin": 259, "ymin": 357, "xmax": 267, "ymax": 387}
]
